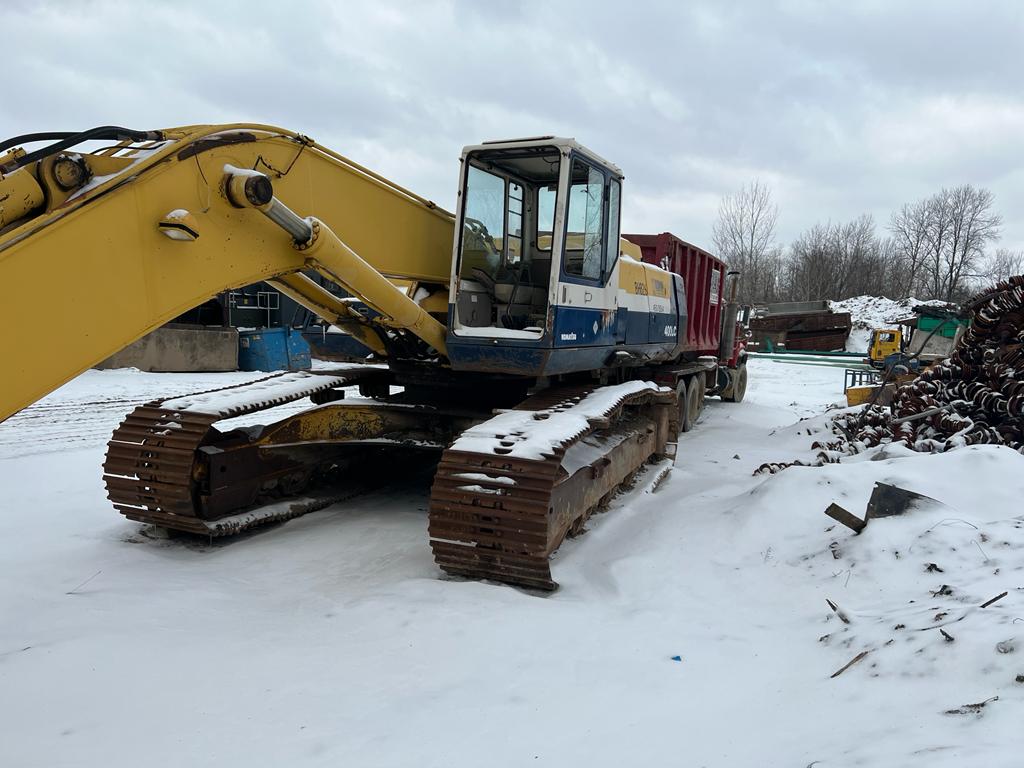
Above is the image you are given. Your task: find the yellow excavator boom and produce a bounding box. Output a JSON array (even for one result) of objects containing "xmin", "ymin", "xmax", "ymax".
[{"xmin": 0, "ymin": 124, "xmax": 456, "ymax": 422}]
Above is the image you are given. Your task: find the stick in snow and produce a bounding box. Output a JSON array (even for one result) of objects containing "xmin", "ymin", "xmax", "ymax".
[
  {"xmin": 826, "ymin": 598, "xmax": 851, "ymax": 624},
  {"xmin": 830, "ymin": 650, "xmax": 869, "ymax": 678},
  {"xmin": 980, "ymin": 591, "xmax": 1008, "ymax": 608},
  {"xmin": 66, "ymin": 570, "xmax": 102, "ymax": 595}
]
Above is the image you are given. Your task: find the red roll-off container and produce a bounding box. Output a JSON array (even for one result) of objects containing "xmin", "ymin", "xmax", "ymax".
[{"xmin": 622, "ymin": 232, "xmax": 726, "ymax": 357}]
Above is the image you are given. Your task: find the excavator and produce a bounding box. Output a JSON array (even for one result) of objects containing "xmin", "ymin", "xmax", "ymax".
[{"xmin": 0, "ymin": 124, "xmax": 746, "ymax": 589}]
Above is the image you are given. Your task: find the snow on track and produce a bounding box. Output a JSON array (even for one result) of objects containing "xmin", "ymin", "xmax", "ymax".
[
  {"xmin": 1, "ymin": 358, "xmax": 1021, "ymax": 767},
  {"xmin": 160, "ymin": 371, "xmax": 351, "ymax": 416},
  {"xmin": 451, "ymin": 380, "xmax": 664, "ymax": 460}
]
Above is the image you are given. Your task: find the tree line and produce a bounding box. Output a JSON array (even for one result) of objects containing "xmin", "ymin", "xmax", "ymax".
[{"xmin": 711, "ymin": 181, "xmax": 1020, "ymax": 304}]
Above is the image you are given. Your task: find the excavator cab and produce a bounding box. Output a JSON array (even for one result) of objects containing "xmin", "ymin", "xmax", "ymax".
[{"xmin": 447, "ymin": 137, "xmax": 637, "ymax": 376}]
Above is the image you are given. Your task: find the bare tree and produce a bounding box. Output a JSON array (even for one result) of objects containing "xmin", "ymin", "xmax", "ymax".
[
  {"xmin": 982, "ymin": 248, "xmax": 1024, "ymax": 283},
  {"xmin": 873, "ymin": 237, "xmax": 903, "ymax": 297},
  {"xmin": 784, "ymin": 222, "xmax": 831, "ymax": 301},
  {"xmin": 712, "ymin": 180, "xmax": 779, "ymax": 302},
  {"xmin": 782, "ymin": 215, "xmax": 888, "ymax": 301},
  {"xmin": 832, "ymin": 215, "xmax": 878, "ymax": 297},
  {"xmin": 883, "ymin": 186, "xmax": 1002, "ymax": 300},
  {"xmin": 745, "ymin": 183, "xmax": 1004, "ymax": 303},
  {"xmin": 941, "ymin": 185, "xmax": 1002, "ymax": 300},
  {"xmin": 889, "ymin": 199, "xmax": 930, "ymax": 296},
  {"xmin": 921, "ymin": 191, "xmax": 954, "ymax": 299}
]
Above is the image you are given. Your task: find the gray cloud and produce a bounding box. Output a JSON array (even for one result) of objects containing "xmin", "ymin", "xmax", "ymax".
[{"xmin": 5, "ymin": 0, "xmax": 1022, "ymax": 252}]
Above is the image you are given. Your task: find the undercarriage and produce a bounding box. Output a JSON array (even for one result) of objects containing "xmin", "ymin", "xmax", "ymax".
[{"xmin": 103, "ymin": 366, "xmax": 678, "ymax": 589}]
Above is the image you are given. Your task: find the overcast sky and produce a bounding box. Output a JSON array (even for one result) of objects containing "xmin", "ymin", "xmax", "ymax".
[{"xmin": 6, "ymin": 0, "xmax": 1023, "ymax": 253}]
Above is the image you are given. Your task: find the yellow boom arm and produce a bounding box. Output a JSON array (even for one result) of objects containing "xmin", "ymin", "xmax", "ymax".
[{"xmin": 0, "ymin": 124, "xmax": 456, "ymax": 422}]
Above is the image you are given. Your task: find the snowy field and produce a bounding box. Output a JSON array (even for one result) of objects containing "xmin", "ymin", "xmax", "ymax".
[{"xmin": 2, "ymin": 358, "xmax": 1022, "ymax": 767}]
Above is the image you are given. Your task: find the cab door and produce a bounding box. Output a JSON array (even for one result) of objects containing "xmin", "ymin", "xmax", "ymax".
[{"xmin": 553, "ymin": 155, "xmax": 621, "ymax": 348}]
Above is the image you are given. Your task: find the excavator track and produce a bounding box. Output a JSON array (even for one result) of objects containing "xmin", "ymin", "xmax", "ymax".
[
  {"xmin": 428, "ymin": 381, "xmax": 677, "ymax": 590},
  {"xmin": 103, "ymin": 368, "xmax": 385, "ymax": 535}
]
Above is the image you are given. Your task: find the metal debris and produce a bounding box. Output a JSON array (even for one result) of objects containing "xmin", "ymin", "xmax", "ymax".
[
  {"xmin": 835, "ymin": 276, "xmax": 1024, "ymax": 454},
  {"xmin": 981, "ymin": 591, "xmax": 1009, "ymax": 608},
  {"xmin": 944, "ymin": 695, "xmax": 998, "ymax": 716},
  {"xmin": 865, "ymin": 482, "xmax": 937, "ymax": 519},
  {"xmin": 824, "ymin": 482, "xmax": 932, "ymax": 534}
]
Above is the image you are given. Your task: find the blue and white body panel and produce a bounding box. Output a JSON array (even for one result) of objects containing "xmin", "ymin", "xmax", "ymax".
[
  {"xmin": 444, "ymin": 136, "xmax": 688, "ymax": 378},
  {"xmin": 447, "ymin": 255, "xmax": 687, "ymax": 377}
]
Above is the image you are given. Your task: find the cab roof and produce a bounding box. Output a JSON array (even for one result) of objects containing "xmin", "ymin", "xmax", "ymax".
[{"xmin": 461, "ymin": 136, "xmax": 623, "ymax": 179}]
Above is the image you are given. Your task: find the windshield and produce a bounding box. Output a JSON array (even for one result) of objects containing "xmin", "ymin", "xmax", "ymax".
[
  {"xmin": 453, "ymin": 147, "xmax": 560, "ymax": 335},
  {"xmin": 459, "ymin": 164, "xmax": 505, "ymax": 282}
]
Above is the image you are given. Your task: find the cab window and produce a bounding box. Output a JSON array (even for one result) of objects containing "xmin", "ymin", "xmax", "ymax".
[
  {"xmin": 605, "ymin": 178, "xmax": 621, "ymax": 272},
  {"xmin": 564, "ymin": 158, "xmax": 605, "ymax": 280},
  {"xmin": 459, "ymin": 165, "xmax": 506, "ymax": 281},
  {"xmin": 537, "ymin": 186, "xmax": 556, "ymax": 251}
]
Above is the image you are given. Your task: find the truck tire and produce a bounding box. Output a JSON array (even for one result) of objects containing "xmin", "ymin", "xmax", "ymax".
[
  {"xmin": 722, "ymin": 364, "xmax": 748, "ymax": 403},
  {"xmin": 686, "ymin": 375, "xmax": 705, "ymax": 428},
  {"xmin": 676, "ymin": 379, "xmax": 692, "ymax": 433}
]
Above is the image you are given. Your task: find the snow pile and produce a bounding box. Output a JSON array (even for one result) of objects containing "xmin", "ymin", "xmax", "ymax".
[
  {"xmin": 733, "ymin": 443, "xmax": 1024, "ymax": 751},
  {"xmin": 818, "ymin": 502, "xmax": 1022, "ymax": 689}
]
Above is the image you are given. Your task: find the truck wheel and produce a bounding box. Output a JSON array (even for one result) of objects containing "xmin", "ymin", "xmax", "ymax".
[
  {"xmin": 686, "ymin": 375, "xmax": 704, "ymax": 428},
  {"xmin": 676, "ymin": 380, "xmax": 693, "ymax": 433},
  {"xmin": 722, "ymin": 364, "xmax": 747, "ymax": 403}
]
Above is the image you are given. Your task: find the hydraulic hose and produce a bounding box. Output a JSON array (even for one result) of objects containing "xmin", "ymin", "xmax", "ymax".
[{"xmin": 0, "ymin": 126, "xmax": 164, "ymax": 171}]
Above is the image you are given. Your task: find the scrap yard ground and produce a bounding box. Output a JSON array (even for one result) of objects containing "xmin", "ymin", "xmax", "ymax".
[{"xmin": 2, "ymin": 358, "xmax": 1021, "ymax": 767}]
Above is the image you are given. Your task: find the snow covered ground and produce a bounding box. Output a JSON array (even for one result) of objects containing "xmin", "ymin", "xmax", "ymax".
[{"xmin": 2, "ymin": 359, "xmax": 1022, "ymax": 767}]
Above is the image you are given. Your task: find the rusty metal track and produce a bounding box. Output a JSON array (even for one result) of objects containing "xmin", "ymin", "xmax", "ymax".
[
  {"xmin": 102, "ymin": 369, "xmax": 381, "ymax": 534},
  {"xmin": 103, "ymin": 368, "xmax": 679, "ymax": 589},
  {"xmin": 428, "ymin": 382, "xmax": 675, "ymax": 590}
]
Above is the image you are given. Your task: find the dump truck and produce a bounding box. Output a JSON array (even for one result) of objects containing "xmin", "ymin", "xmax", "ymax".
[
  {"xmin": 847, "ymin": 305, "xmax": 968, "ymax": 405},
  {"xmin": 866, "ymin": 305, "xmax": 968, "ymax": 370},
  {"xmin": 0, "ymin": 124, "xmax": 746, "ymax": 589}
]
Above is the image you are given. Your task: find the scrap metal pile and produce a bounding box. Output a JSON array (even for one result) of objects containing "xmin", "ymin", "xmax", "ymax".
[
  {"xmin": 756, "ymin": 277, "xmax": 1024, "ymax": 475},
  {"xmin": 835, "ymin": 276, "xmax": 1024, "ymax": 454}
]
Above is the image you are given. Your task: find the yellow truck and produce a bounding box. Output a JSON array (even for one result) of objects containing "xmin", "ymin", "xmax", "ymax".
[
  {"xmin": 866, "ymin": 307, "xmax": 967, "ymax": 370},
  {"xmin": 866, "ymin": 329, "xmax": 902, "ymax": 367},
  {"xmin": 847, "ymin": 307, "xmax": 967, "ymax": 406}
]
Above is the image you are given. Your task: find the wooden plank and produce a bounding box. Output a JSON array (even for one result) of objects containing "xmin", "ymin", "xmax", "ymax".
[{"xmin": 824, "ymin": 502, "xmax": 866, "ymax": 533}]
